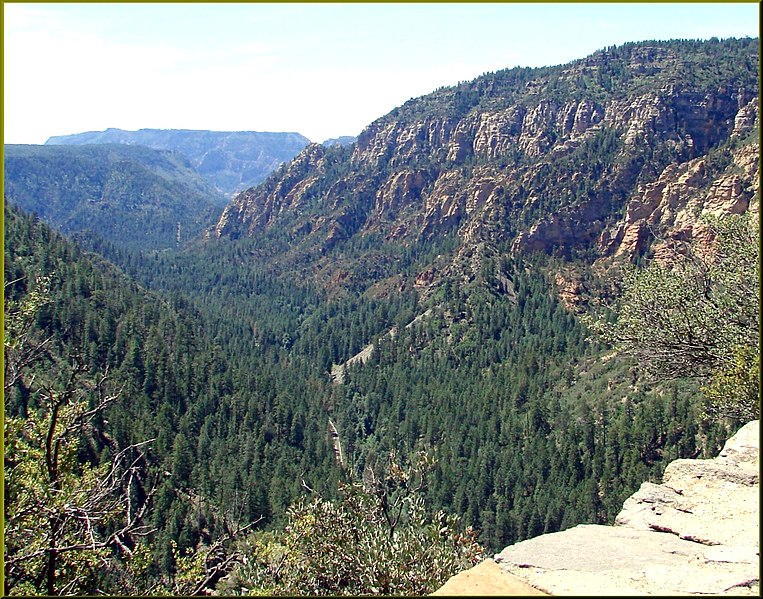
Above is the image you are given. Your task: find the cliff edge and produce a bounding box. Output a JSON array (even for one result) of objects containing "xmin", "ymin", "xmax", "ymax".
[{"xmin": 433, "ymin": 420, "xmax": 759, "ymax": 596}]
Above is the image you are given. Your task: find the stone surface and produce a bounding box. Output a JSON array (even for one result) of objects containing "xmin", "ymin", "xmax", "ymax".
[
  {"xmin": 434, "ymin": 421, "xmax": 760, "ymax": 596},
  {"xmin": 616, "ymin": 422, "xmax": 760, "ymax": 549},
  {"xmin": 430, "ymin": 559, "xmax": 547, "ymax": 596},
  {"xmin": 495, "ymin": 524, "xmax": 758, "ymax": 596}
]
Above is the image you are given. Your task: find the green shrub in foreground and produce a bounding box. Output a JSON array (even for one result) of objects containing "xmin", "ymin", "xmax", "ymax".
[{"xmin": 221, "ymin": 452, "xmax": 485, "ymax": 596}]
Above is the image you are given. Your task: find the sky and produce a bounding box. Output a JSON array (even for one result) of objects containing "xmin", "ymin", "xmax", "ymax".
[{"xmin": 3, "ymin": 2, "xmax": 760, "ymax": 145}]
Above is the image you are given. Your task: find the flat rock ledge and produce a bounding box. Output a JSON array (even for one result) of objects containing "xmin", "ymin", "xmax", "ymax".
[{"xmin": 433, "ymin": 420, "xmax": 759, "ymax": 596}]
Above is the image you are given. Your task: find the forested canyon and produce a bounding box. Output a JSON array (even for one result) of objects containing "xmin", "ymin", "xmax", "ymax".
[{"xmin": 3, "ymin": 37, "xmax": 759, "ymax": 596}]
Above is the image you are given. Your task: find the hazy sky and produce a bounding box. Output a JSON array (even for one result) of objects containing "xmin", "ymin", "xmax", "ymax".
[{"xmin": 4, "ymin": 2, "xmax": 760, "ymax": 144}]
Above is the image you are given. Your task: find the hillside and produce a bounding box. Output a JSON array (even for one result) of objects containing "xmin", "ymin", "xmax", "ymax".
[
  {"xmin": 4, "ymin": 203, "xmax": 341, "ymax": 594},
  {"xmin": 4, "ymin": 143, "xmax": 227, "ymax": 251},
  {"xmin": 212, "ymin": 37, "xmax": 759, "ymax": 303},
  {"xmin": 46, "ymin": 128, "xmax": 310, "ymax": 197}
]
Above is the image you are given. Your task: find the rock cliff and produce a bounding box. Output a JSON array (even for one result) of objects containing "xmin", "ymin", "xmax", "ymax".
[
  {"xmin": 597, "ymin": 97, "xmax": 759, "ymax": 264},
  {"xmin": 433, "ymin": 420, "xmax": 759, "ymax": 596},
  {"xmin": 210, "ymin": 38, "xmax": 759, "ymax": 299}
]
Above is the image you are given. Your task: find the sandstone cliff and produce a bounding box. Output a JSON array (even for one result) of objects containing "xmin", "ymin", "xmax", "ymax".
[
  {"xmin": 597, "ymin": 97, "xmax": 759, "ymax": 264},
  {"xmin": 433, "ymin": 420, "xmax": 760, "ymax": 596},
  {"xmin": 210, "ymin": 39, "xmax": 759, "ymax": 299}
]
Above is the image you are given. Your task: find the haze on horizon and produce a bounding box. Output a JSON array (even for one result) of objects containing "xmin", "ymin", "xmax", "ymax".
[{"xmin": 3, "ymin": 2, "xmax": 759, "ymax": 145}]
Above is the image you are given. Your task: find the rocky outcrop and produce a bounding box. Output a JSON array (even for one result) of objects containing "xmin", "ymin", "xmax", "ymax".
[
  {"xmin": 214, "ymin": 143, "xmax": 327, "ymax": 238},
  {"xmin": 209, "ymin": 39, "xmax": 758, "ymax": 296},
  {"xmin": 598, "ymin": 97, "xmax": 759, "ymax": 263},
  {"xmin": 732, "ymin": 97, "xmax": 759, "ymax": 138},
  {"xmin": 372, "ymin": 170, "xmax": 427, "ymax": 219},
  {"xmin": 433, "ymin": 420, "xmax": 760, "ymax": 596},
  {"xmin": 472, "ymin": 107, "xmax": 526, "ymax": 159}
]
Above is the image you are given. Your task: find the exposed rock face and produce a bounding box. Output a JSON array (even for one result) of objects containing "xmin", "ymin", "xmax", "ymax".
[
  {"xmin": 615, "ymin": 420, "xmax": 759, "ymax": 547},
  {"xmin": 597, "ymin": 95, "xmax": 759, "ymax": 264},
  {"xmin": 554, "ymin": 271, "xmax": 585, "ymax": 311},
  {"xmin": 732, "ymin": 97, "xmax": 759, "ymax": 138},
  {"xmin": 373, "ymin": 169, "xmax": 427, "ymax": 219},
  {"xmin": 214, "ymin": 143, "xmax": 328, "ymax": 238},
  {"xmin": 210, "ymin": 39, "xmax": 758, "ymax": 297},
  {"xmin": 472, "ymin": 107, "xmax": 526, "ymax": 159},
  {"xmin": 605, "ymin": 158, "xmax": 757, "ymax": 263},
  {"xmin": 466, "ymin": 420, "xmax": 760, "ymax": 596}
]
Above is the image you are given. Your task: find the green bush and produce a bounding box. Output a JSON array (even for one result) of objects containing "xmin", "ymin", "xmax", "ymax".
[
  {"xmin": 221, "ymin": 452, "xmax": 484, "ymax": 596},
  {"xmin": 588, "ymin": 212, "xmax": 760, "ymax": 424}
]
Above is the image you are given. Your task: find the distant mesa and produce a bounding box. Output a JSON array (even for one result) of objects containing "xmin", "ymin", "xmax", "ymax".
[
  {"xmin": 46, "ymin": 127, "xmax": 311, "ymax": 198},
  {"xmin": 322, "ymin": 135, "xmax": 357, "ymax": 147}
]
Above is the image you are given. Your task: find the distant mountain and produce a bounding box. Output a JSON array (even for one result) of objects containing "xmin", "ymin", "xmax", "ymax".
[
  {"xmin": 4, "ymin": 143, "xmax": 227, "ymax": 251},
  {"xmin": 46, "ymin": 128, "xmax": 310, "ymax": 198},
  {"xmin": 322, "ymin": 136, "xmax": 357, "ymax": 147}
]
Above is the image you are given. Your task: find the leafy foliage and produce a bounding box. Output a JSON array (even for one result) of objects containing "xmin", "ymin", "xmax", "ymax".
[
  {"xmin": 702, "ymin": 345, "xmax": 760, "ymax": 422},
  {"xmin": 222, "ymin": 452, "xmax": 484, "ymax": 596},
  {"xmin": 589, "ymin": 213, "xmax": 760, "ymax": 424},
  {"xmin": 8, "ymin": 198, "xmax": 729, "ymax": 594},
  {"xmin": 4, "ymin": 274, "xmax": 157, "ymax": 596}
]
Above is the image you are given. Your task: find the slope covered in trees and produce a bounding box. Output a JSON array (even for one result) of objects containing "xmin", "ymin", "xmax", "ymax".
[
  {"xmin": 45, "ymin": 128, "xmax": 310, "ymax": 198},
  {"xmin": 4, "ymin": 143, "xmax": 227, "ymax": 251},
  {"xmin": 4, "ymin": 205, "xmax": 340, "ymax": 594}
]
